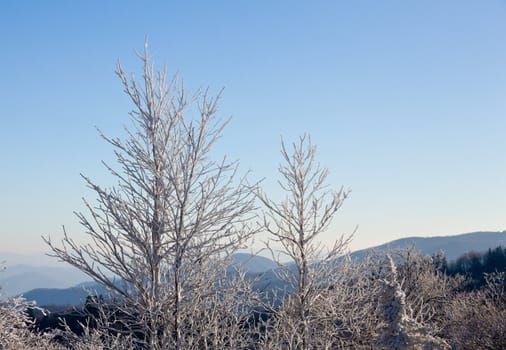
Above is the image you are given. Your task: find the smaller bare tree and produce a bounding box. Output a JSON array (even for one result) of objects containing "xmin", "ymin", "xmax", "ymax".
[{"xmin": 256, "ymin": 135, "xmax": 352, "ymax": 349}]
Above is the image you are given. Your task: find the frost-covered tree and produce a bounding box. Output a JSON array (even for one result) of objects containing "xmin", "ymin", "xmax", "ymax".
[
  {"xmin": 376, "ymin": 255, "xmax": 412, "ymax": 349},
  {"xmin": 44, "ymin": 44, "xmax": 258, "ymax": 349},
  {"xmin": 393, "ymin": 249, "xmax": 458, "ymax": 339},
  {"xmin": 376, "ymin": 254, "xmax": 450, "ymax": 350},
  {"xmin": 256, "ymin": 135, "xmax": 352, "ymax": 349}
]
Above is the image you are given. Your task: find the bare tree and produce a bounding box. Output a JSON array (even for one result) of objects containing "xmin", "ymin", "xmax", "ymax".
[
  {"xmin": 256, "ymin": 135, "xmax": 352, "ymax": 349},
  {"xmin": 44, "ymin": 44, "xmax": 258, "ymax": 349}
]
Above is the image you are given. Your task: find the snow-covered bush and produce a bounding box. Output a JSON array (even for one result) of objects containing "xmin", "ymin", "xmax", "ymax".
[
  {"xmin": 0, "ymin": 263, "xmax": 62, "ymax": 350},
  {"xmin": 444, "ymin": 271, "xmax": 506, "ymax": 349}
]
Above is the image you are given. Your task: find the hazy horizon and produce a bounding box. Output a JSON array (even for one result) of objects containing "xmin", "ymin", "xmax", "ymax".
[{"xmin": 1, "ymin": 1, "xmax": 505, "ymax": 254}]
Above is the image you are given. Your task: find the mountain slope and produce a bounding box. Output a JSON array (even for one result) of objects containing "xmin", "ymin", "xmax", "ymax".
[
  {"xmin": 22, "ymin": 282, "xmax": 109, "ymax": 307},
  {"xmin": 231, "ymin": 253, "xmax": 279, "ymax": 273},
  {"xmin": 352, "ymin": 231, "xmax": 506, "ymax": 262},
  {"xmin": 0, "ymin": 264, "xmax": 91, "ymax": 297},
  {"xmin": 8, "ymin": 232, "xmax": 506, "ymax": 306},
  {"xmin": 11, "ymin": 253, "xmax": 280, "ymax": 306}
]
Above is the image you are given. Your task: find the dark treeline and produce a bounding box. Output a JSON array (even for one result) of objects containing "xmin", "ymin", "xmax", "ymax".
[{"xmin": 444, "ymin": 245, "xmax": 506, "ymax": 290}]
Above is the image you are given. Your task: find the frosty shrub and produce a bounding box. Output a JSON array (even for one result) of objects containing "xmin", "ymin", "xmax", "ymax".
[
  {"xmin": 375, "ymin": 254, "xmax": 450, "ymax": 350},
  {"xmin": 0, "ymin": 263, "xmax": 63, "ymax": 350},
  {"xmin": 444, "ymin": 271, "xmax": 506, "ymax": 349}
]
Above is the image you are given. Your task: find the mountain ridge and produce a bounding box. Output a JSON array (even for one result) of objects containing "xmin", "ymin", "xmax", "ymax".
[
  {"xmin": 351, "ymin": 230, "xmax": 506, "ymax": 262},
  {"xmin": 3, "ymin": 230, "xmax": 506, "ymax": 305}
]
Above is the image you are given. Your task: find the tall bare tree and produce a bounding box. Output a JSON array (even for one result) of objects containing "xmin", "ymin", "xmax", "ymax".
[
  {"xmin": 44, "ymin": 44, "xmax": 258, "ymax": 349},
  {"xmin": 256, "ymin": 135, "xmax": 352, "ymax": 349}
]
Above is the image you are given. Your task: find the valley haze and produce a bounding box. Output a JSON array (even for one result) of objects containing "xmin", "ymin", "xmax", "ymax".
[{"xmin": 2, "ymin": 230, "xmax": 505, "ymax": 304}]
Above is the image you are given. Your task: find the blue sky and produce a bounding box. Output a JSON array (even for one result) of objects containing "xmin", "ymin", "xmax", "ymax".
[{"xmin": 1, "ymin": 1, "xmax": 505, "ymax": 254}]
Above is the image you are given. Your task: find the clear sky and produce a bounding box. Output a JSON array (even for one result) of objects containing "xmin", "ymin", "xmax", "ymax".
[{"xmin": 1, "ymin": 1, "xmax": 505, "ymax": 254}]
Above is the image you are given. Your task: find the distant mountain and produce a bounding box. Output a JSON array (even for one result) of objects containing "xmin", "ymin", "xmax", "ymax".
[
  {"xmin": 231, "ymin": 253, "xmax": 279, "ymax": 273},
  {"xmin": 10, "ymin": 232, "xmax": 506, "ymax": 306},
  {"xmin": 22, "ymin": 282, "xmax": 108, "ymax": 307},
  {"xmin": 10, "ymin": 253, "xmax": 280, "ymax": 306},
  {"xmin": 351, "ymin": 231, "xmax": 506, "ymax": 262},
  {"xmin": 0, "ymin": 264, "xmax": 91, "ymax": 297}
]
